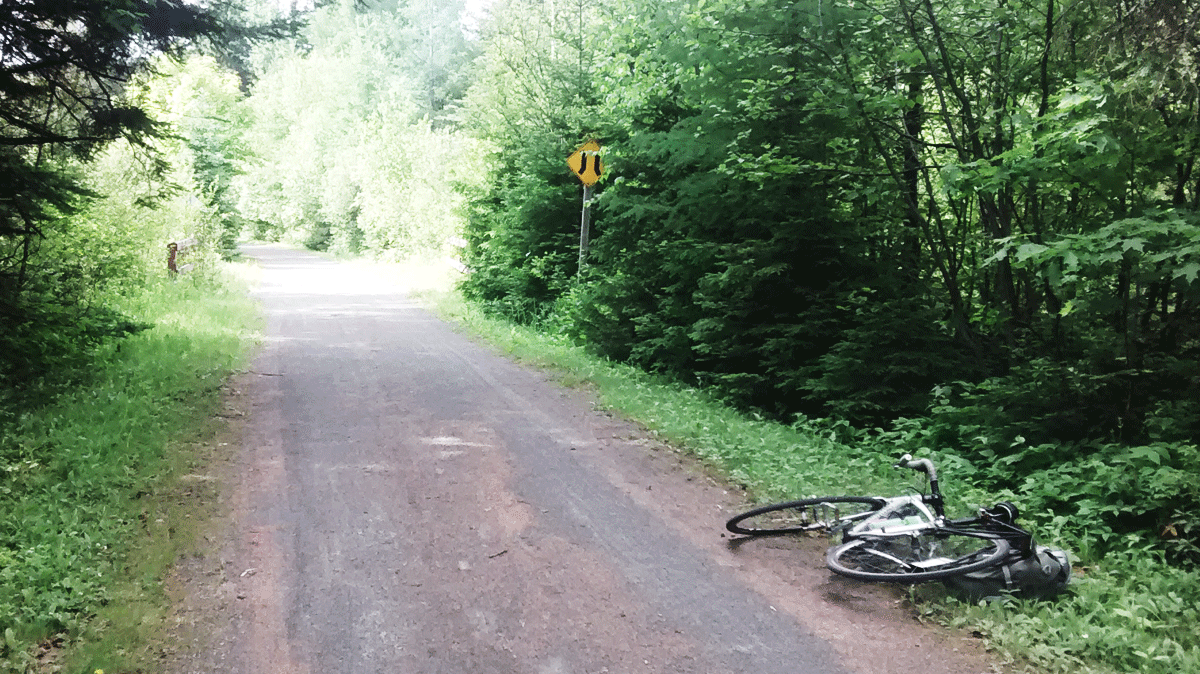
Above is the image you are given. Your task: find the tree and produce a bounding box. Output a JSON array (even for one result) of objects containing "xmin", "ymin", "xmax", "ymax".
[
  {"xmin": 234, "ymin": 0, "xmax": 481, "ymax": 256},
  {"xmin": 457, "ymin": 0, "xmax": 1200, "ymax": 431},
  {"xmin": 453, "ymin": 0, "xmax": 598, "ymax": 317},
  {"xmin": 400, "ymin": 0, "xmax": 477, "ymax": 123},
  {"xmin": 0, "ymin": 1, "xmax": 284, "ymax": 293},
  {"xmin": 0, "ymin": 1, "xmax": 281, "ymax": 403}
]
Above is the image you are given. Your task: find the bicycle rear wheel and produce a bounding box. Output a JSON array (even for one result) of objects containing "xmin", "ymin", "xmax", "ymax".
[
  {"xmin": 726, "ymin": 496, "xmax": 885, "ymax": 536},
  {"xmin": 826, "ymin": 529, "xmax": 1011, "ymax": 582}
]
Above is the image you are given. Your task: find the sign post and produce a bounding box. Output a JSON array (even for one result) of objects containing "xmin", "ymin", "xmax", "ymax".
[
  {"xmin": 578, "ymin": 183, "xmax": 592, "ymax": 270},
  {"xmin": 566, "ymin": 141, "xmax": 602, "ymax": 271}
]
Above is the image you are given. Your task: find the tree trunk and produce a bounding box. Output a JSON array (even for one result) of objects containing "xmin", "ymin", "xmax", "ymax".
[{"xmin": 901, "ymin": 73, "xmax": 924, "ymax": 278}]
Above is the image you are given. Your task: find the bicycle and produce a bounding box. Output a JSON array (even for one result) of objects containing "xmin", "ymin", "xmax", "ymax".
[{"xmin": 726, "ymin": 454, "xmax": 1035, "ymax": 583}]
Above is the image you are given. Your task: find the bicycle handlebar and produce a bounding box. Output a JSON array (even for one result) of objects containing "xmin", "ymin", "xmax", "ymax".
[
  {"xmin": 895, "ymin": 453, "xmax": 945, "ymax": 516},
  {"xmin": 894, "ymin": 453, "xmax": 938, "ymax": 481}
]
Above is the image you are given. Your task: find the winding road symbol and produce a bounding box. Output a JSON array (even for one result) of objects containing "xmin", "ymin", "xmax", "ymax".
[{"xmin": 567, "ymin": 140, "xmax": 603, "ymax": 185}]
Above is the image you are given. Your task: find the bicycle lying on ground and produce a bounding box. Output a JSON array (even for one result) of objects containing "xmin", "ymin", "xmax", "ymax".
[{"xmin": 726, "ymin": 454, "xmax": 1063, "ymax": 588}]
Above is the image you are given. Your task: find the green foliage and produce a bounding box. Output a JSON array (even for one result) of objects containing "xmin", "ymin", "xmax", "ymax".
[
  {"xmin": 455, "ymin": 0, "xmax": 609, "ymax": 321},
  {"xmin": 997, "ymin": 210, "xmax": 1200, "ymax": 364},
  {"xmin": 980, "ymin": 439, "xmax": 1200, "ymax": 561},
  {"xmin": 931, "ymin": 551, "xmax": 1200, "ymax": 674},
  {"xmin": 234, "ymin": 0, "xmax": 479, "ymax": 258},
  {"xmin": 137, "ymin": 56, "xmax": 255, "ymax": 259},
  {"xmin": 463, "ymin": 0, "xmax": 933, "ymax": 418},
  {"xmin": 0, "ymin": 51, "xmax": 246, "ymax": 408},
  {"xmin": 0, "ymin": 290, "xmax": 152, "ymax": 410},
  {"xmin": 0, "ymin": 270, "xmax": 256, "ymax": 671},
  {"xmin": 806, "ymin": 290, "xmax": 983, "ymax": 421},
  {"xmin": 460, "ymin": 0, "xmax": 1200, "ymax": 528},
  {"xmin": 457, "ymin": 167, "xmax": 579, "ymax": 322},
  {"xmin": 0, "ymin": 0, "xmax": 279, "ymax": 288}
]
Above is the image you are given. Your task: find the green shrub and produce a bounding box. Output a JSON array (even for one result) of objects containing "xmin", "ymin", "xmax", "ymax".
[
  {"xmin": 0, "ymin": 270, "xmax": 255, "ymax": 669},
  {"xmin": 0, "ymin": 289, "xmax": 152, "ymax": 410},
  {"xmin": 806, "ymin": 289, "xmax": 983, "ymax": 422}
]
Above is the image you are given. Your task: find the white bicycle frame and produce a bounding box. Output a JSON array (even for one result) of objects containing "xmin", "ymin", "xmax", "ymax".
[
  {"xmin": 844, "ymin": 494, "xmax": 942, "ymax": 538},
  {"xmin": 837, "ymin": 495, "xmax": 973, "ymax": 571}
]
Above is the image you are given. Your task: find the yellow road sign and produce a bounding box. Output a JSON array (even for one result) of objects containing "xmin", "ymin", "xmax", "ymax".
[{"xmin": 567, "ymin": 140, "xmax": 603, "ymax": 185}]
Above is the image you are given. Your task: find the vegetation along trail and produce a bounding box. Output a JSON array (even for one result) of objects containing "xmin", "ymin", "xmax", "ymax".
[{"xmin": 168, "ymin": 244, "xmax": 1002, "ymax": 674}]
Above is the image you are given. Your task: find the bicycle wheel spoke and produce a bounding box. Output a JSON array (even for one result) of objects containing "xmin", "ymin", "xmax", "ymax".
[
  {"xmin": 851, "ymin": 545, "xmax": 917, "ymax": 572},
  {"xmin": 726, "ymin": 496, "xmax": 884, "ymax": 536},
  {"xmin": 827, "ymin": 531, "xmax": 1010, "ymax": 582}
]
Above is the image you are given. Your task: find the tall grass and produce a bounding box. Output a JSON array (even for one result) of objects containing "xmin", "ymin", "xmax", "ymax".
[
  {"xmin": 431, "ymin": 290, "xmax": 1200, "ymax": 674},
  {"xmin": 0, "ymin": 268, "xmax": 258, "ymax": 674}
]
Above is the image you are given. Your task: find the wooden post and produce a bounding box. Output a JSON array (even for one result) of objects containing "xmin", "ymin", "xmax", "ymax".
[{"xmin": 578, "ymin": 183, "xmax": 592, "ymax": 272}]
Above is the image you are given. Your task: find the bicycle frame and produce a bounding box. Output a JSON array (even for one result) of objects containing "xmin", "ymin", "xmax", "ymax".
[
  {"xmin": 727, "ymin": 453, "xmax": 1047, "ymax": 584},
  {"xmin": 843, "ymin": 494, "xmax": 941, "ymax": 537},
  {"xmin": 843, "ymin": 454, "xmax": 1033, "ymax": 554}
]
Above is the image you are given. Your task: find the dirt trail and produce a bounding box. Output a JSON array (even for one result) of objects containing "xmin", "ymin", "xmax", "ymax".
[{"xmin": 165, "ymin": 244, "xmax": 1004, "ymax": 674}]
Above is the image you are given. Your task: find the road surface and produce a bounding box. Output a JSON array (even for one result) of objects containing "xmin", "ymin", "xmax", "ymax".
[{"xmin": 167, "ymin": 244, "xmax": 1001, "ymax": 674}]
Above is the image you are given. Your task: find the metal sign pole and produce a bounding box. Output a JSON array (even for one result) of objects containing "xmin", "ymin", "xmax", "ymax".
[
  {"xmin": 578, "ymin": 183, "xmax": 592, "ymax": 272},
  {"xmin": 567, "ymin": 140, "xmax": 601, "ymax": 274}
]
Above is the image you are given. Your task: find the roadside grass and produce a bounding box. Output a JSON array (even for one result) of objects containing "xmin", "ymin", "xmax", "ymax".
[
  {"xmin": 0, "ymin": 267, "xmax": 259, "ymax": 674},
  {"xmin": 428, "ymin": 289, "xmax": 1200, "ymax": 674}
]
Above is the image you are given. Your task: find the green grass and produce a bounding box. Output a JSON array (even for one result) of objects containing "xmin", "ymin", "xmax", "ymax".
[
  {"xmin": 429, "ymin": 289, "xmax": 1200, "ymax": 674},
  {"xmin": 0, "ymin": 266, "xmax": 260, "ymax": 674}
]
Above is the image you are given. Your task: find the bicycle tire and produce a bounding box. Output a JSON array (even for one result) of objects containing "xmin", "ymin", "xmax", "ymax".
[
  {"xmin": 726, "ymin": 496, "xmax": 886, "ymax": 536},
  {"xmin": 826, "ymin": 529, "xmax": 1011, "ymax": 582}
]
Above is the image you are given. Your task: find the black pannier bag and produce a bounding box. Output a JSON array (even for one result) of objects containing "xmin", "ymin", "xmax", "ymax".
[{"xmin": 947, "ymin": 545, "xmax": 1071, "ymax": 601}]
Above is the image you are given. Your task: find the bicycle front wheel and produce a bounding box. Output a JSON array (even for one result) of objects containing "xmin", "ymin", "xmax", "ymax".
[
  {"xmin": 826, "ymin": 530, "xmax": 1011, "ymax": 582},
  {"xmin": 726, "ymin": 496, "xmax": 886, "ymax": 536}
]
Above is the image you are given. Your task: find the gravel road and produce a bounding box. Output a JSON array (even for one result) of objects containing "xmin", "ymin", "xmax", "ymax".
[{"xmin": 167, "ymin": 244, "xmax": 1003, "ymax": 674}]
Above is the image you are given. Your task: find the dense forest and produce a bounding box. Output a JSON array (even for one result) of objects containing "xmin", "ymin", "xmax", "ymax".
[
  {"xmin": 473, "ymin": 0, "xmax": 1199, "ymax": 568},
  {"xmin": 1, "ymin": 1, "xmax": 1199, "ymax": 668},
  {"xmin": 4, "ymin": 0, "xmax": 1199, "ymax": 560},
  {"xmin": 456, "ymin": 0, "xmax": 1200, "ymax": 568}
]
